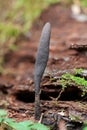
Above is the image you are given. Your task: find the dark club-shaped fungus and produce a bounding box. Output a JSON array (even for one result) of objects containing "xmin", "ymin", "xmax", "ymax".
[{"xmin": 34, "ymin": 22, "xmax": 51, "ymax": 120}]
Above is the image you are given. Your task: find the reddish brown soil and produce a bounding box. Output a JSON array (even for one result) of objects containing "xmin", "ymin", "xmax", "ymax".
[{"xmin": 0, "ymin": 4, "xmax": 87, "ymax": 129}]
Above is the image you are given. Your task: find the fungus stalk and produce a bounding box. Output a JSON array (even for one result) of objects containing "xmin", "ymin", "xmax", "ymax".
[{"xmin": 34, "ymin": 22, "xmax": 51, "ymax": 120}]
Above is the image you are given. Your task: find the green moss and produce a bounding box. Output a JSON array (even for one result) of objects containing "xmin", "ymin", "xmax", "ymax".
[
  {"xmin": 74, "ymin": 68, "xmax": 83, "ymax": 75},
  {"xmin": 60, "ymin": 69, "xmax": 87, "ymax": 96}
]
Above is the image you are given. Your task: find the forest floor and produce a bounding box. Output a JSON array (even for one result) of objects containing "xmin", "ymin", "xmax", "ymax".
[{"xmin": 0, "ymin": 3, "xmax": 87, "ymax": 130}]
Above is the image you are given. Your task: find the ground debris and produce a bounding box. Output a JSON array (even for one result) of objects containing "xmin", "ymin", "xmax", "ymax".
[{"xmin": 67, "ymin": 37, "xmax": 87, "ymax": 53}]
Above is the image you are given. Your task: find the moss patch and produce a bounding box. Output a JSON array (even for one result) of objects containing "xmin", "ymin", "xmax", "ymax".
[{"xmin": 60, "ymin": 69, "xmax": 87, "ymax": 97}]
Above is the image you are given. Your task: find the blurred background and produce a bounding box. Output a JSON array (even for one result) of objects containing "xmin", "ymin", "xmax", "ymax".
[{"xmin": 0, "ymin": 0, "xmax": 87, "ymax": 74}]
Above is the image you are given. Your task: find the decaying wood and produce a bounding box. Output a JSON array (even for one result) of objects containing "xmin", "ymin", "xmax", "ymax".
[{"xmin": 70, "ymin": 44, "xmax": 87, "ymax": 50}]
